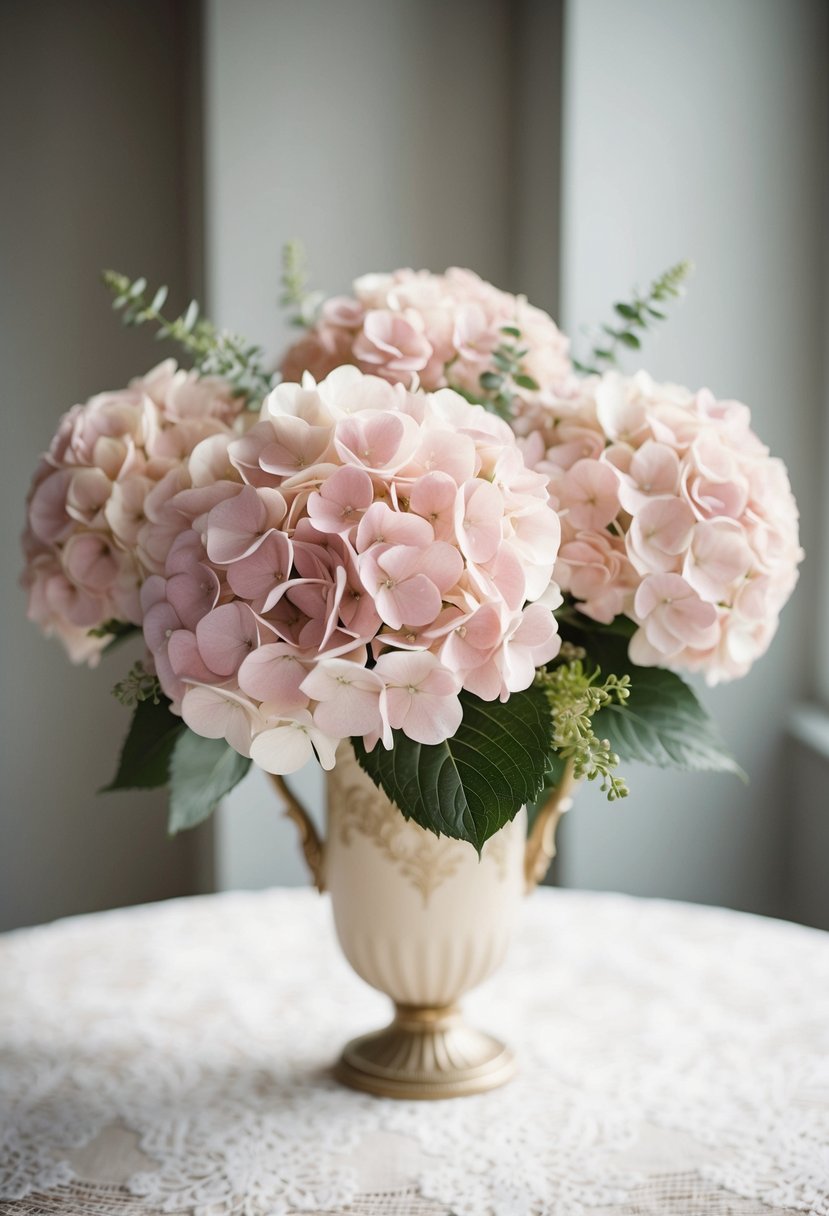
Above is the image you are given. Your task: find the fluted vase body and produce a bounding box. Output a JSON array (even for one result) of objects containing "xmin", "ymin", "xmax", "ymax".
[{"xmin": 324, "ymin": 744, "xmax": 527, "ymax": 1010}]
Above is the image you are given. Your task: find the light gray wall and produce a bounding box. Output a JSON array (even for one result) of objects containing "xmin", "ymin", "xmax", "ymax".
[
  {"xmin": 203, "ymin": 0, "xmax": 564, "ymax": 887},
  {"xmin": 555, "ymin": 0, "xmax": 827, "ymax": 914},
  {"xmin": 0, "ymin": 0, "xmax": 210, "ymax": 930}
]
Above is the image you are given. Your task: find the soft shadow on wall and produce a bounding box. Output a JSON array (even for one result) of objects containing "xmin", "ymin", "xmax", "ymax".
[
  {"xmin": 554, "ymin": 0, "xmax": 828, "ymax": 925},
  {"xmin": 0, "ymin": 0, "xmax": 211, "ymax": 932}
]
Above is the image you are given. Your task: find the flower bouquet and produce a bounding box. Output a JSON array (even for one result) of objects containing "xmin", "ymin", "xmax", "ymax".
[{"xmin": 21, "ymin": 252, "xmax": 802, "ymax": 1096}]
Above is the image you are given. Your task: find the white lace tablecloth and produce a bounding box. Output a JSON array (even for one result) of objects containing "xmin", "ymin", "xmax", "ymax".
[{"xmin": 2, "ymin": 887, "xmax": 829, "ymax": 1216}]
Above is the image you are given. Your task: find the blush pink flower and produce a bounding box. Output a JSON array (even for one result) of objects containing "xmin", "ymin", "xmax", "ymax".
[
  {"xmin": 205, "ymin": 485, "xmax": 287, "ymax": 563},
  {"xmin": 359, "ymin": 541, "xmax": 463, "ymax": 630},
  {"xmin": 682, "ymin": 521, "xmax": 753, "ymax": 602},
  {"xmin": 555, "ymin": 458, "xmax": 620, "ymax": 531},
  {"xmin": 301, "ymin": 659, "xmax": 391, "ymax": 747},
  {"xmin": 280, "ymin": 326, "xmax": 356, "ymax": 385},
  {"xmin": 556, "ymin": 532, "xmax": 638, "ymax": 624},
  {"xmin": 519, "ymin": 370, "xmax": 802, "ymax": 683},
  {"xmin": 455, "ymin": 480, "xmax": 505, "ymax": 563},
  {"xmin": 307, "ymin": 466, "xmax": 374, "ymax": 535},
  {"xmin": 250, "ymin": 710, "xmax": 338, "ymax": 774},
  {"xmin": 374, "ymin": 651, "xmax": 463, "ymax": 745},
  {"xmin": 21, "ymin": 360, "xmax": 246, "ymax": 664},
  {"xmin": 237, "ymin": 643, "xmax": 311, "ymax": 711},
  {"xmin": 259, "ymin": 416, "xmax": 332, "ymax": 477},
  {"xmin": 135, "ymin": 366, "xmax": 561, "ymax": 770},
  {"xmin": 195, "ymin": 602, "xmax": 259, "ymax": 677},
  {"xmin": 334, "ymin": 410, "xmax": 418, "ymax": 473},
  {"xmin": 353, "ymin": 309, "xmax": 433, "ymax": 383},
  {"xmin": 281, "ymin": 267, "xmax": 571, "ymax": 408},
  {"xmin": 181, "ymin": 684, "xmax": 261, "ymax": 757},
  {"xmin": 627, "ymin": 496, "xmax": 697, "ymax": 575},
  {"xmin": 630, "ymin": 573, "xmax": 720, "ymax": 666},
  {"xmin": 614, "ymin": 440, "xmax": 681, "ymax": 514},
  {"xmin": 408, "ymin": 471, "xmax": 459, "ymax": 542}
]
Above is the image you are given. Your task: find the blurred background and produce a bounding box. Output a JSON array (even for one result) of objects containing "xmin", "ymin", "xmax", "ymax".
[{"xmin": 1, "ymin": 0, "xmax": 827, "ymax": 933}]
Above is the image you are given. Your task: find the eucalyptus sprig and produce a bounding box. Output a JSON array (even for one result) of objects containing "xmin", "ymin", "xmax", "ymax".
[
  {"xmin": 102, "ymin": 271, "xmax": 274, "ymax": 407},
  {"xmin": 575, "ymin": 259, "xmax": 693, "ymax": 376},
  {"xmin": 280, "ymin": 240, "xmax": 324, "ymax": 328},
  {"xmin": 452, "ymin": 324, "xmax": 540, "ymax": 422},
  {"xmin": 536, "ymin": 650, "xmax": 631, "ymax": 800}
]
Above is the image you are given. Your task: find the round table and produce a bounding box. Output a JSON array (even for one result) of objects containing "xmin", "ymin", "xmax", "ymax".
[{"xmin": 1, "ymin": 888, "xmax": 828, "ymax": 1216}]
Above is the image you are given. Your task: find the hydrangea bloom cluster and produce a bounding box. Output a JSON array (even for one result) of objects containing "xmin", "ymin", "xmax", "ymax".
[
  {"xmin": 141, "ymin": 366, "xmax": 562, "ymax": 773},
  {"xmin": 21, "ymin": 361, "xmax": 245, "ymax": 664},
  {"xmin": 281, "ymin": 267, "xmax": 572, "ymax": 402},
  {"xmin": 518, "ymin": 371, "xmax": 803, "ymax": 684}
]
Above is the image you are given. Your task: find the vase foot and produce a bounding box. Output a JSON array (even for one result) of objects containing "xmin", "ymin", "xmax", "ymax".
[{"xmin": 334, "ymin": 1003, "xmax": 515, "ymax": 1099}]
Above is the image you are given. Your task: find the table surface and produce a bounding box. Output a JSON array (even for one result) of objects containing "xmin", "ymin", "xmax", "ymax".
[{"xmin": 1, "ymin": 886, "xmax": 828, "ymax": 1216}]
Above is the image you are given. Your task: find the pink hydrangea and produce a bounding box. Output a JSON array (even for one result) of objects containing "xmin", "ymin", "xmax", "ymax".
[
  {"xmin": 21, "ymin": 360, "xmax": 247, "ymax": 665},
  {"xmin": 280, "ymin": 267, "xmax": 572, "ymax": 406},
  {"xmin": 519, "ymin": 370, "xmax": 803, "ymax": 684},
  {"xmin": 142, "ymin": 366, "xmax": 562, "ymax": 772}
]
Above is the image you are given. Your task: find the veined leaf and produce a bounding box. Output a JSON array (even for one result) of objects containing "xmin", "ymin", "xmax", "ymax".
[
  {"xmin": 101, "ymin": 697, "xmax": 184, "ymax": 792},
  {"xmin": 594, "ymin": 670, "xmax": 745, "ymax": 777},
  {"xmin": 168, "ymin": 730, "xmax": 251, "ymax": 834},
  {"xmin": 527, "ymin": 749, "xmax": 569, "ymax": 830},
  {"xmin": 571, "ymin": 625, "xmax": 744, "ymax": 778},
  {"xmin": 353, "ymin": 684, "xmax": 555, "ymax": 852}
]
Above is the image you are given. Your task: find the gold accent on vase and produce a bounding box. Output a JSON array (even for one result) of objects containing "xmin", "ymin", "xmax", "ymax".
[
  {"xmin": 331, "ymin": 761, "xmax": 463, "ymax": 906},
  {"xmin": 335, "ymin": 1004, "xmax": 516, "ymax": 1100},
  {"xmin": 328, "ymin": 744, "xmax": 511, "ymax": 905},
  {"xmin": 523, "ymin": 761, "xmax": 576, "ymax": 892}
]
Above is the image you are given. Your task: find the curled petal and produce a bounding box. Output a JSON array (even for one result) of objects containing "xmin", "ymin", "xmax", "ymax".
[
  {"xmin": 251, "ymin": 711, "xmax": 338, "ymax": 773},
  {"xmin": 181, "ymin": 684, "xmax": 260, "ymax": 757}
]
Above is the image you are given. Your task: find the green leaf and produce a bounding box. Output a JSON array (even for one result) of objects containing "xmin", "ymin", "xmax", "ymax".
[
  {"xmin": 570, "ymin": 627, "xmax": 744, "ymax": 778},
  {"xmin": 101, "ymin": 697, "xmax": 185, "ymax": 792},
  {"xmin": 500, "ymin": 324, "xmax": 521, "ymax": 338},
  {"xmin": 570, "ymin": 611, "xmax": 637, "ymax": 640},
  {"xmin": 353, "ymin": 684, "xmax": 555, "ymax": 852},
  {"xmin": 618, "ymin": 331, "xmax": 641, "ymax": 349},
  {"xmin": 168, "ymin": 731, "xmax": 251, "ymax": 833},
  {"xmin": 527, "ymin": 749, "xmax": 569, "ymax": 830},
  {"xmin": 479, "ymin": 370, "xmax": 503, "ymax": 391},
  {"xmin": 514, "ymin": 373, "xmax": 540, "ymax": 391},
  {"xmin": 183, "ymin": 299, "xmax": 199, "ymax": 332},
  {"xmin": 614, "ymin": 302, "xmax": 640, "ymax": 320}
]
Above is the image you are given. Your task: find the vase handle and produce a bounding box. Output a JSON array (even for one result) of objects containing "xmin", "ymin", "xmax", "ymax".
[
  {"xmin": 267, "ymin": 773, "xmax": 326, "ymax": 893},
  {"xmin": 524, "ymin": 762, "xmax": 576, "ymax": 893}
]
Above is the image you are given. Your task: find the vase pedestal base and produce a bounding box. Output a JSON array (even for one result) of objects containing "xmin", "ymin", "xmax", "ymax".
[{"xmin": 334, "ymin": 1003, "xmax": 515, "ymax": 1099}]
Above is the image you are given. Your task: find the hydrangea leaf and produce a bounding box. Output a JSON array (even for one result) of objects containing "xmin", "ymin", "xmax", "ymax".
[
  {"xmin": 168, "ymin": 730, "xmax": 251, "ymax": 834},
  {"xmin": 579, "ymin": 628, "xmax": 745, "ymax": 778},
  {"xmin": 352, "ymin": 685, "xmax": 555, "ymax": 852},
  {"xmin": 100, "ymin": 697, "xmax": 184, "ymax": 792}
]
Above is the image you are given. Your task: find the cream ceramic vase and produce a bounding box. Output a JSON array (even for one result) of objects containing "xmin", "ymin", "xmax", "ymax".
[{"xmin": 274, "ymin": 745, "xmax": 574, "ymax": 1099}]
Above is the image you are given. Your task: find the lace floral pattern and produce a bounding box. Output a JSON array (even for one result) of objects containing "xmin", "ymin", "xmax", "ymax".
[{"xmin": 2, "ymin": 889, "xmax": 828, "ymax": 1215}]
